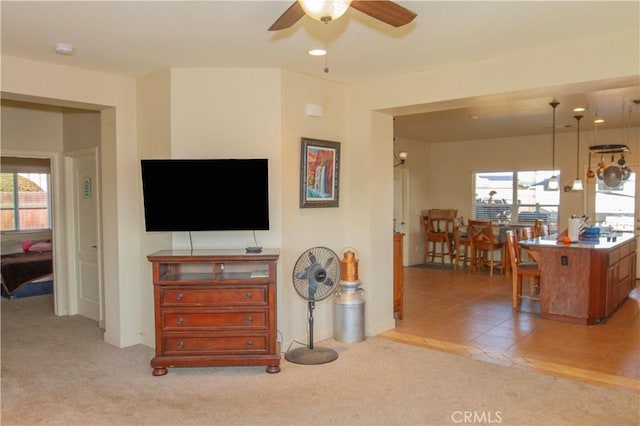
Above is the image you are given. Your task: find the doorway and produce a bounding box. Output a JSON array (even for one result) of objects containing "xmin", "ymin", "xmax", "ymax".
[
  {"xmin": 66, "ymin": 148, "xmax": 104, "ymax": 325},
  {"xmin": 1, "ymin": 100, "xmax": 104, "ymax": 322}
]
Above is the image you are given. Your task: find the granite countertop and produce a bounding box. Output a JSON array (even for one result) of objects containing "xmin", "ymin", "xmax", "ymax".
[{"xmin": 520, "ymin": 232, "xmax": 636, "ymax": 250}]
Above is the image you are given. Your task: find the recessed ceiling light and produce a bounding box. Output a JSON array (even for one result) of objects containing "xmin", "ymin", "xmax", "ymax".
[
  {"xmin": 55, "ymin": 43, "xmax": 75, "ymax": 56},
  {"xmin": 594, "ymin": 118, "xmax": 605, "ymax": 124},
  {"xmin": 469, "ymin": 115, "xmax": 479, "ymax": 120},
  {"xmin": 573, "ymin": 107, "xmax": 586, "ymax": 112},
  {"xmin": 308, "ymin": 49, "xmax": 327, "ymax": 56}
]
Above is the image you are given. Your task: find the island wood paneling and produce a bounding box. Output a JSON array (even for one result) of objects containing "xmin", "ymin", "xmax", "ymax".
[{"xmin": 522, "ymin": 235, "xmax": 637, "ymax": 325}]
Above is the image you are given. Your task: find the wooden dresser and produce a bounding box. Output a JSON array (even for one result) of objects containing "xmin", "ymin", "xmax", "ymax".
[{"xmin": 147, "ymin": 249, "xmax": 281, "ymax": 376}]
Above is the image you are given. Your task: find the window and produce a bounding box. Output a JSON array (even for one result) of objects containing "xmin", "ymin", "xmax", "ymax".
[
  {"xmin": 473, "ymin": 170, "xmax": 560, "ymax": 232},
  {"xmin": 0, "ymin": 171, "xmax": 51, "ymax": 231},
  {"xmin": 595, "ymin": 171, "xmax": 635, "ymax": 233}
]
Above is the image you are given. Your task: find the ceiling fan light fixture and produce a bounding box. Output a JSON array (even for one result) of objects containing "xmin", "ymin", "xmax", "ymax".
[
  {"xmin": 308, "ymin": 48, "xmax": 327, "ymax": 56},
  {"xmin": 298, "ymin": 0, "xmax": 352, "ymax": 22},
  {"xmin": 269, "ymin": 0, "xmax": 416, "ymax": 31}
]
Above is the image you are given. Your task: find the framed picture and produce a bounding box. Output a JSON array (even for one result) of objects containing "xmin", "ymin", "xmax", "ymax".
[{"xmin": 300, "ymin": 137, "xmax": 340, "ymax": 208}]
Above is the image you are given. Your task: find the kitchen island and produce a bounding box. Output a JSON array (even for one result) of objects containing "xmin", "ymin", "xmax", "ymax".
[{"xmin": 520, "ymin": 233, "xmax": 637, "ymax": 324}]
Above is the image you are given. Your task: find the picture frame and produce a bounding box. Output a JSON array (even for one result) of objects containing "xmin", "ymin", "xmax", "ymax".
[{"xmin": 300, "ymin": 137, "xmax": 340, "ymax": 208}]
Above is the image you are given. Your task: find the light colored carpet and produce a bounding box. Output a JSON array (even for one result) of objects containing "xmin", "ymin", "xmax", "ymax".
[{"xmin": 2, "ymin": 294, "xmax": 639, "ymax": 426}]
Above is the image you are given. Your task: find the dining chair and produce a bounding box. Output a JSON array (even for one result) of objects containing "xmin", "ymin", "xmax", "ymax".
[
  {"xmin": 505, "ymin": 230, "xmax": 541, "ymax": 309},
  {"xmin": 532, "ymin": 219, "xmax": 550, "ymax": 237},
  {"xmin": 453, "ymin": 216, "xmax": 471, "ymax": 269},
  {"xmin": 517, "ymin": 226, "xmax": 533, "ymax": 241},
  {"xmin": 423, "ymin": 209, "xmax": 457, "ymax": 264},
  {"xmin": 516, "ymin": 226, "xmax": 535, "ymax": 262},
  {"xmin": 468, "ymin": 219, "xmax": 505, "ymax": 276},
  {"xmin": 420, "ymin": 212, "xmax": 431, "ymax": 263}
]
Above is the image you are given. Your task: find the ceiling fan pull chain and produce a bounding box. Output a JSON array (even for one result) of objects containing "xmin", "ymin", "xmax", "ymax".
[{"xmin": 323, "ymin": 29, "xmax": 330, "ymax": 74}]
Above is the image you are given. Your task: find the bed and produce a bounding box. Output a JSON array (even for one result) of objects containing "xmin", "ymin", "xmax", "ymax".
[{"xmin": 1, "ymin": 251, "xmax": 53, "ymax": 298}]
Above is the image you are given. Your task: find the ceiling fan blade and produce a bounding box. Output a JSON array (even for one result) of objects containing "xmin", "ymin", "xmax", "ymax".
[
  {"xmin": 268, "ymin": 2, "xmax": 306, "ymax": 31},
  {"xmin": 350, "ymin": 0, "xmax": 417, "ymax": 27}
]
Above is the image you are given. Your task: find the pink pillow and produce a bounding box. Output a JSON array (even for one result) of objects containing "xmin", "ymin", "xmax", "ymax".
[
  {"xmin": 28, "ymin": 242, "xmax": 53, "ymax": 252},
  {"xmin": 21, "ymin": 240, "xmax": 33, "ymax": 252}
]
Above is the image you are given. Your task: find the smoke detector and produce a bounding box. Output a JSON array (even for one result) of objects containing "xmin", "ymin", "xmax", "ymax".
[{"xmin": 55, "ymin": 43, "xmax": 75, "ymax": 56}]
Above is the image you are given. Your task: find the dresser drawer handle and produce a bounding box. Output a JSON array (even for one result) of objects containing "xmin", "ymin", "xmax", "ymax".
[
  {"xmin": 246, "ymin": 340, "xmax": 253, "ymax": 347},
  {"xmin": 177, "ymin": 341, "xmax": 184, "ymax": 349},
  {"xmin": 177, "ymin": 317, "xmax": 184, "ymax": 325},
  {"xmin": 246, "ymin": 316, "xmax": 254, "ymax": 323},
  {"xmin": 176, "ymin": 293, "xmax": 183, "ymax": 301},
  {"xmin": 245, "ymin": 292, "xmax": 252, "ymax": 299}
]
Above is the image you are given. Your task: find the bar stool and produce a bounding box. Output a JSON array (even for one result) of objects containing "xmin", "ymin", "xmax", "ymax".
[
  {"xmin": 505, "ymin": 230, "xmax": 541, "ymax": 308},
  {"xmin": 423, "ymin": 209, "xmax": 457, "ymax": 264}
]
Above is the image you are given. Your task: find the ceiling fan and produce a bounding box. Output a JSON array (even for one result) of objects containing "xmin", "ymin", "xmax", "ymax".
[{"xmin": 268, "ymin": 0, "xmax": 417, "ymax": 31}]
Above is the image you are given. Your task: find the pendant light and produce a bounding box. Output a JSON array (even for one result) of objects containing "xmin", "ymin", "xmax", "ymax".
[
  {"xmin": 548, "ymin": 100, "xmax": 559, "ymax": 190},
  {"xmin": 571, "ymin": 115, "xmax": 584, "ymax": 191}
]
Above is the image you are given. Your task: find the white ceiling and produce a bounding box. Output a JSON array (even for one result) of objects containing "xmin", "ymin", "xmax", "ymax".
[{"xmin": 2, "ymin": 1, "xmax": 639, "ymax": 142}]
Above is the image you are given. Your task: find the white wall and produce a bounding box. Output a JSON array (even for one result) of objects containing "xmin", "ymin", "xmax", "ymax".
[
  {"xmin": 279, "ymin": 70, "xmax": 349, "ymax": 342},
  {"xmin": 1, "ymin": 101, "xmax": 64, "ymax": 151},
  {"xmin": 168, "ymin": 68, "xmax": 282, "ymax": 249},
  {"xmin": 63, "ymin": 109, "xmax": 101, "ymax": 152},
  {"xmin": 136, "ymin": 69, "xmax": 172, "ymax": 347}
]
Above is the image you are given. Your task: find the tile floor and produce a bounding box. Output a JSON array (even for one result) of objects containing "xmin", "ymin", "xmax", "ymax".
[{"xmin": 381, "ymin": 264, "xmax": 640, "ymax": 393}]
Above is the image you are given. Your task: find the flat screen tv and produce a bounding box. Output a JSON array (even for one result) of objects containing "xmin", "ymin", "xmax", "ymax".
[{"xmin": 141, "ymin": 159, "xmax": 269, "ymax": 232}]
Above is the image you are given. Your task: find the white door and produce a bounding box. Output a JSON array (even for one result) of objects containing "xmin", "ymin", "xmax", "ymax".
[
  {"xmin": 393, "ymin": 168, "xmax": 409, "ymax": 265},
  {"xmin": 393, "ymin": 171, "xmax": 404, "ymax": 233},
  {"xmin": 70, "ymin": 150, "xmax": 103, "ymax": 323}
]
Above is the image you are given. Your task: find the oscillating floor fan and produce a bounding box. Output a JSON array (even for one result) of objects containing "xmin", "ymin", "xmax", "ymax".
[{"xmin": 285, "ymin": 246, "xmax": 341, "ymax": 365}]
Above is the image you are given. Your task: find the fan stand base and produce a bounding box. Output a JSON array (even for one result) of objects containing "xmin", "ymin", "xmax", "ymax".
[{"xmin": 285, "ymin": 346, "xmax": 338, "ymax": 365}]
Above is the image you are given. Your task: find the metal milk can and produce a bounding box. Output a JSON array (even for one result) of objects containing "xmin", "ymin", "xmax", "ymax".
[{"xmin": 333, "ymin": 249, "xmax": 365, "ymax": 343}]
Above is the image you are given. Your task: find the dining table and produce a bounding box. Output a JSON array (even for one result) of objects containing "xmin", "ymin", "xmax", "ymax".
[
  {"xmin": 458, "ymin": 222, "xmax": 534, "ymax": 242},
  {"xmin": 458, "ymin": 221, "xmax": 535, "ymax": 274},
  {"xmin": 493, "ymin": 223, "xmax": 534, "ymax": 242}
]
